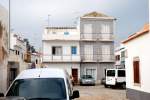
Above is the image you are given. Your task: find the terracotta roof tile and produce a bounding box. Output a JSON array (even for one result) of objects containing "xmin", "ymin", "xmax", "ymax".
[
  {"xmin": 122, "ymin": 23, "xmax": 150, "ymax": 43},
  {"xmin": 83, "ymin": 11, "xmax": 109, "ymax": 17}
]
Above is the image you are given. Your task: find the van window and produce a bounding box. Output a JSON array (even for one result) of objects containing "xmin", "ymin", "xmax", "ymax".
[
  {"xmin": 107, "ymin": 70, "xmax": 115, "ymax": 77},
  {"xmin": 118, "ymin": 70, "xmax": 125, "ymax": 77},
  {"xmin": 6, "ymin": 78, "xmax": 66, "ymax": 99}
]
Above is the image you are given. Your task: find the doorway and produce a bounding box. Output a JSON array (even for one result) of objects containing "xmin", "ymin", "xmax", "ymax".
[{"xmin": 72, "ymin": 69, "xmax": 78, "ymax": 84}]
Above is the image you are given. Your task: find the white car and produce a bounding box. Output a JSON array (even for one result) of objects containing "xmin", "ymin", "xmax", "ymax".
[
  {"xmin": 0, "ymin": 68, "xmax": 80, "ymax": 100},
  {"xmin": 105, "ymin": 68, "xmax": 126, "ymax": 88}
]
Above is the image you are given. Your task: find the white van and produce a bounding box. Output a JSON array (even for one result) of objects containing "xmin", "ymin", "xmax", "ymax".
[
  {"xmin": 0, "ymin": 68, "xmax": 80, "ymax": 100},
  {"xmin": 105, "ymin": 68, "xmax": 126, "ymax": 88}
]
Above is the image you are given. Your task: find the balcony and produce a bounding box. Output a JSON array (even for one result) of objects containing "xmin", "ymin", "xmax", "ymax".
[
  {"xmin": 42, "ymin": 55, "xmax": 80, "ymax": 62},
  {"xmin": 42, "ymin": 33, "xmax": 80, "ymax": 41},
  {"xmin": 80, "ymin": 33, "xmax": 114, "ymax": 41},
  {"xmin": 8, "ymin": 49, "xmax": 20, "ymax": 62},
  {"xmin": 81, "ymin": 54, "xmax": 115, "ymax": 62}
]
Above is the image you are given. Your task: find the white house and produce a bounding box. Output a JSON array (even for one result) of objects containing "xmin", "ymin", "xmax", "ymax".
[
  {"xmin": 42, "ymin": 27, "xmax": 80, "ymax": 83},
  {"xmin": 7, "ymin": 33, "xmax": 29, "ymax": 86},
  {"xmin": 122, "ymin": 24, "xmax": 150, "ymax": 100},
  {"xmin": 42, "ymin": 12, "xmax": 115, "ymax": 84}
]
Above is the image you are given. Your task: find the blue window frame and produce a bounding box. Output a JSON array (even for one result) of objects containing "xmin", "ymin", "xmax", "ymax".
[
  {"xmin": 71, "ymin": 46, "xmax": 77, "ymax": 55},
  {"xmin": 64, "ymin": 32, "xmax": 69, "ymax": 35}
]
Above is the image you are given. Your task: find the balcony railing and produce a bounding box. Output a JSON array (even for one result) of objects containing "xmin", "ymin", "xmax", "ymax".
[
  {"xmin": 81, "ymin": 54, "xmax": 115, "ymax": 62},
  {"xmin": 42, "ymin": 54, "xmax": 80, "ymax": 62},
  {"xmin": 80, "ymin": 33, "xmax": 114, "ymax": 41}
]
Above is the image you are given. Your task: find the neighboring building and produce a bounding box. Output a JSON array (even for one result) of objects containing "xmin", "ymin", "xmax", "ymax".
[
  {"xmin": 80, "ymin": 12, "xmax": 115, "ymax": 82},
  {"xmin": 31, "ymin": 52, "xmax": 41, "ymax": 68},
  {"xmin": 42, "ymin": 11, "xmax": 115, "ymax": 84},
  {"xmin": 115, "ymin": 44, "xmax": 125, "ymax": 68},
  {"xmin": 7, "ymin": 33, "xmax": 29, "ymax": 86},
  {"xmin": 7, "ymin": 33, "xmax": 41, "ymax": 87},
  {"xmin": 0, "ymin": 4, "xmax": 9, "ymax": 93},
  {"xmin": 122, "ymin": 24, "xmax": 150, "ymax": 100},
  {"xmin": 42, "ymin": 27, "xmax": 80, "ymax": 83}
]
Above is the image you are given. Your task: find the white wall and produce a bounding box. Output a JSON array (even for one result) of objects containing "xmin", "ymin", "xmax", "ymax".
[
  {"xmin": 124, "ymin": 32, "xmax": 150, "ymax": 93},
  {"xmin": 43, "ymin": 63, "xmax": 80, "ymax": 79},
  {"xmin": 43, "ymin": 41, "xmax": 80, "ymax": 62},
  {"xmin": 43, "ymin": 28, "xmax": 80, "ymax": 40}
]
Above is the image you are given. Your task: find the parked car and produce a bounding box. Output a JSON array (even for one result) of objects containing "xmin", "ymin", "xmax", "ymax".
[
  {"xmin": 105, "ymin": 68, "xmax": 126, "ymax": 88},
  {"xmin": 80, "ymin": 75, "xmax": 95, "ymax": 86},
  {"xmin": 0, "ymin": 68, "xmax": 80, "ymax": 100}
]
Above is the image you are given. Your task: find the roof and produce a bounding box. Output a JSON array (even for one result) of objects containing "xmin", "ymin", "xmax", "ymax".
[
  {"xmin": 45, "ymin": 26, "xmax": 77, "ymax": 29},
  {"xmin": 16, "ymin": 68, "xmax": 68, "ymax": 79},
  {"xmin": 83, "ymin": 11, "xmax": 109, "ymax": 17},
  {"xmin": 122, "ymin": 24, "xmax": 150, "ymax": 44},
  {"xmin": 81, "ymin": 11, "xmax": 115, "ymax": 19}
]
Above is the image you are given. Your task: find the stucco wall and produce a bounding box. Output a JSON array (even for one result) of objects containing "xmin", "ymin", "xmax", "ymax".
[
  {"xmin": 43, "ymin": 41, "xmax": 80, "ymax": 62},
  {"xmin": 124, "ymin": 32, "xmax": 150, "ymax": 93},
  {"xmin": 43, "ymin": 62, "xmax": 80, "ymax": 79}
]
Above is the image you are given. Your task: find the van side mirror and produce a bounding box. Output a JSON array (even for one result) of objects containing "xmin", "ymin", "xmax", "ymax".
[
  {"xmin": 0, "ymin": 93, "xmax": 4, "ymax": 97},
  {"xmin": 71, "ymin": 90, "xmax": 80, "ymax": 99}
]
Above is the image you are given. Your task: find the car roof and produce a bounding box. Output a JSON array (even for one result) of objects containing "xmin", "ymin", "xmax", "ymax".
[{"xmin": 16, "ymin": 68, "xmax": 68, "ymax": 80}]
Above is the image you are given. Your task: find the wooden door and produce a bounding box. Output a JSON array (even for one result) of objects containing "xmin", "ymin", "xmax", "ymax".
[{"xmin": 72, "ymin": 69, "xmax": 78, "ymax": 84}]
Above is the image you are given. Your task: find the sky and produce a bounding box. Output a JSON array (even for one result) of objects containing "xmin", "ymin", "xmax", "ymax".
[{"xmin": 0, "ymin": 0, "xmax": 149, "ymax": 50}]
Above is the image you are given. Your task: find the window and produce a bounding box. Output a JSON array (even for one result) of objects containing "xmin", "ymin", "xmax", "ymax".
[
  {"xmin": 121, "ymin": 51, "xmax": 125, "ymax": 58},
  {"xmin": 71, "ymin": 46, "xmax": 77, "ymax": 55},
  {"xmin": 16, "ymin": 50, "xmax": 18, "ymax": 55},
  {"xmin": 101, "ymin": 24, "xmax": 110, "ymax": 33},
  {"xmin": 83, "ymin": 24, "xmax": 92, "ymax": 33},
  {"xmin": 115, "ymin": 55, "xmax": 120, "ymax": 61},
  {"xmin": 36, "ymin": 59, "xmax": 38, "ymax": 64},
  {"xmin": 84, "ymin": 45, "xmax": 93, "ymax": 60},
  {"xmin": 107, "ymin": 70, "xmax": 115, "ymax": 77},
  {"xmin": 86, "ymin": 69, "xmax": 96, "ymax": 79},
  {"xmin": 102, "ymin": 45, "xmax": 110, "ymax": 54},
  {"xmin": 64, "ymin": 32, "xmax": 69, "ymax": 35},
  {"xmin": 52, "ymin": 46, "xmax": 62, "ymax": 56},
  {"xmin": 118, "ymin": 70, "xmax": 125, "ymax": 77},
  {"xmin": 18, "ymin": 51, "xmax": 20, "ymax": 55},
  {"xmin": 133, "ymin": 57, "xmax": 140, "ymax": 84}
]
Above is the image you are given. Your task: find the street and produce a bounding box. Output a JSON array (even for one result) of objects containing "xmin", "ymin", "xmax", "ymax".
[{"xmin": 74, "ymin": 85, "xmax": 128, "ymax": 100}]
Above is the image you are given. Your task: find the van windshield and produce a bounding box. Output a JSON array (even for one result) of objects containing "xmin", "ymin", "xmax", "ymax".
[
  {"xmin": 6, "ymin": 78, "xmax": 66, "ymax": 100},
  {"xmin": 107, "ymin": 70, "xmax": 115, "ymax": 77}
]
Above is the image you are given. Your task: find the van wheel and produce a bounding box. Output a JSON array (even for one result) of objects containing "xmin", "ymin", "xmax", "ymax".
[{"xmin": 104, "ymin": 84, "xmax": 108, "ymax": 88}]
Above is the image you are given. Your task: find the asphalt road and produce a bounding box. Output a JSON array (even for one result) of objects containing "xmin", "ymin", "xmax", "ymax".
[{"xmin": 74, "ymin": 85, "xmax": 128, "ymax": 100}]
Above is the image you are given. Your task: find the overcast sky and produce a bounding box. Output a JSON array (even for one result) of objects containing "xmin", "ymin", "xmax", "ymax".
[{"xmin": 0, "ymin": 0, "xmax": 149, "ymax": 49}]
